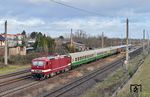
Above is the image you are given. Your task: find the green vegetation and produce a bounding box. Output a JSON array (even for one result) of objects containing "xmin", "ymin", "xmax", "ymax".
[
  {"xmin": 0, "ymin": 65, "xmax": 30, "ymax": 75},
  {"xmin": 33, "ymin": 32, "xmax": 55, "ymax": 53},
  {"xmin": 0, "ymin": 32, "xmax": 56, "ymax": 65},
  {"xmin": 8, "ymin": 53, "xmax": 39, "ymax": 64},
  {"xmin": 65, "ymin": 44, "xmax": 76, "ymax": 53},
  {"xmin": 0, "ymin": 53, "xmax": 48, "ymax": 65},
  {"xmin": 127, "ymin": 54, "xmax": 144, "ymax": 77},
  {"xmin": 118, "ymin": 53, "xmax": 150, "ymax": 97},
  {"xmin": 21, "ymin": 30, "xmax": 27, "ymax": 46}
]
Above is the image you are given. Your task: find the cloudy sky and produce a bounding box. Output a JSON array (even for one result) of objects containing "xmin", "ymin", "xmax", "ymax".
[{"xmin": 0, "ymin": 0, "xmax": 150, "ymax": 38}]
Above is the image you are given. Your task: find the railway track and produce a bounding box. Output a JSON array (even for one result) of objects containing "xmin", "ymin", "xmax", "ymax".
[
  {"xmin": 0, "ymin": 74, "xmax": 38, "ymax": 97},
  {"xmin": 0, "ymin": 74, "xmax": 31, "ymax": 87},
  {"xmin": 41, "ymin": 57, "xmax": 125, "ymax": 97},
  {"xmin": 0, "ymin": 69, "xmax": 33, "ymax": 97},
  {"xmin": 0, "ymin": 68, "xmax": 30, "ymax": 79},
  {"xmin": 0, "ymin": 81, "xmax": 38, "ymax": 97},
  {"xmin": 41, "ymin": 47, "xmax": 143, "ymax": 97},
  {"xmin": 0, "ymin": 54, "xmax": 123, "ymax": 97},
  {"xmin": 0, "ymin": 47, "xmax": 143, "ymax": 97},
  {"xmin": 129, "ymin": 47, "xmax": 143, "ymax": 59}
]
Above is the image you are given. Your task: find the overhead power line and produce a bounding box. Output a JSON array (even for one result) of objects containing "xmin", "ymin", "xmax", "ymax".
[{"xmin": 50, "ymin": 0, "xmax": 102, "ymax": 16}]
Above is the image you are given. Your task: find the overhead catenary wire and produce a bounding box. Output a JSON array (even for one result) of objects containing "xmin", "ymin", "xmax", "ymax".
[{"xmin": 50, "ymin": 0, "xmax": 103, "ymax": 16}]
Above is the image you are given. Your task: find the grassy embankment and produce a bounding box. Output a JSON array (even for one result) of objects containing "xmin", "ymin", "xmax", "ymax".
[
  {"xmin": 118, "ymin": 53, "xmax": 150, "ymax": 97},
  {"xmin": 81, "ymin": 53, "xmax": 146, "ymax": 97},
  {"xmin": 0, "ymin": 65, "xmax": 30, "ymax": 75}
]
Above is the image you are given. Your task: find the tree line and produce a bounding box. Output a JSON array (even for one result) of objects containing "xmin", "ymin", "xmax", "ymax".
[
  {"xmin": 21, "ymin": 31, "xmax": 55, "ymax": 53},
  {"xmin": 33, "ymin": 32, "xmax": 55, "ymax": 53}
]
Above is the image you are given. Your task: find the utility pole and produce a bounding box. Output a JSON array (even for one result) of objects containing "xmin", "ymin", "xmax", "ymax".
[
  {"xmin": 121, "ymin": 34, "xmax": 123, "ymax": 45},
  {"xmin": 147, "ymin": 31, "xmax": 149, "ymax": 49},
  {"xmin": 125, "ymin": 18, "xmax": 129, "ymax": 68},
  {"xmin": 70, "ymin": 28, "xmax": 73, "ymax": 47},
  {"xmin": 143, "ymin": 29, "xmax": 145, "ymax": 52},
  {"xmin": 4, "ymin": 20, "xmax": 8, "ymax": 65},
  {"xmin": 101, "ymin": 32, "xmax": 104, "ymax": 48}
]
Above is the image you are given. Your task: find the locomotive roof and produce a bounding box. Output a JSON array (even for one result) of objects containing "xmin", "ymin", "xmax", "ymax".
[
  {"xmin": 32, "ymin": 56, "xmax": 53, "ymax": 61},
  {"xmin": 32, "ymin": 55, "xmax": 69, "ymax": 61},
  {"xmin": 69, "ymin": 44, "xmax": 131, "ymax": 57}
]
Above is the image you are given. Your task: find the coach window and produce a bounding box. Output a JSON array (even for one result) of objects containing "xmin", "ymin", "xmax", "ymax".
[
  {"xmin": 75, "ymin": 58, "xmax": 77, "ymax": 61},
  {"xmin": 79, "ymin": 57, "xmax": 81, "ymax": 60}
]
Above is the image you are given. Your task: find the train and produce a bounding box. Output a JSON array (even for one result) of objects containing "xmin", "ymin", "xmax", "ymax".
[{"xmin": 31, "ymin": 45, "xmax": 131, "ymax": 79}]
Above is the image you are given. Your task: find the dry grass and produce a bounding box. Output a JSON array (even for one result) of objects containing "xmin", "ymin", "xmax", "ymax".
[
  {"xmin": 118, "ymin": 53, "xmax": 150, "ymax": 97},
  {"xmin": 0, "ymin": 64, "xmax": 30, "ymax": 75},
  {"xmin": 81, "ymin": 54, "xmax": 145, "ymax": 97},
  {"xmin": 81, "ymin": 67, "xmax": 127, "ymax": 97}
]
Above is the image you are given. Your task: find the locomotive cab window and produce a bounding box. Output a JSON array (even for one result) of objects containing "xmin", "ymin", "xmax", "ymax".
[{"xmin": 32, "ymin": 61, "xmax": 45, "ymax": 66}]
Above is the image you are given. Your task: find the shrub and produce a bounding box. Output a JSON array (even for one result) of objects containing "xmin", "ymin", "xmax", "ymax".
[
  {"xmin": 128, "ymin": 70, "xmax": 134, "ymax": 77},
  {"xmin": 8, "ymin": 53, "xmax": 48, "ymax": 65}
]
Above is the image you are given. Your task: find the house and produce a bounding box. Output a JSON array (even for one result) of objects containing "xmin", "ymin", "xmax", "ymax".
[
  {"xmin": 9, "ymin": 46, "xmax": 26, "ymax": 55},
  {"xmin": 0, "ymin": 33, "xmax": 26, "ymax": 56},
  {"xmin": 27, "ymin": 39, "xmax": 36, "ymax": 47},
  {"xmin": 72, "ymin": 41, "xmax": 86, "ymax": 51},
  {"xmin": 0, "ymin": 35, "xmax": 5, "ymax": 46},
  {"xmin": 0, "ymin": 34, "xmax": 24, "ymax": 47}
]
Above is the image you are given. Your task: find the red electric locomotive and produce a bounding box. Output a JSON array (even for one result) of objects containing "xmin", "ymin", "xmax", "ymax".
[{"xmin": 31, "ymin": 55, "xmax": 71, "ymax": 79}]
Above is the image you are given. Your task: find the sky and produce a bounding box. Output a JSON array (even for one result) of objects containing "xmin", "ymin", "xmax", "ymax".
[{"xmin": 0, "ymin": 0, "xmax": 150, "ymax": 39}]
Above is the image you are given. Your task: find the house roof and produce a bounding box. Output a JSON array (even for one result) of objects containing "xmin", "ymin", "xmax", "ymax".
[
  {"xmin": 0, "ymin": 35, "xmax": 5, "ymax": 41},
  {"xmin": 0, "ymin": 34, "xmax": 24, "ymax": 36}
]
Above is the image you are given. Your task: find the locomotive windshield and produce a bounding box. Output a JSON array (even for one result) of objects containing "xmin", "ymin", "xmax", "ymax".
[{"xmin": 32, "ymin": 61, "xmax": 45, "ymax": 66}]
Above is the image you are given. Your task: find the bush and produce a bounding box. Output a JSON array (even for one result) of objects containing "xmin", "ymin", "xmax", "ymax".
[
  {"xmin": 128, "ymin": 70, "xmax": 134, "ymax": 77},
  {"xmin": 0, "ymin": 56, "xmax": 4, "ymax": 63},
  {"xmin": 8, "ymin": 53, "xmax": 48, "ymax": 65}
]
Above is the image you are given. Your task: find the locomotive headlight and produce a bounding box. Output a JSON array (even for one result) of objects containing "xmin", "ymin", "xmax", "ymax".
[
  {"xmin": 31, "ymin": 69, "xmax": 35, "ymax": 72},
  {"xmin": 34, "ymin": 70, "xmax": 42, "ymax": 73},
  {"xmin": 37, "ymin": 70, "xmax": 42, "ymax": 73},
  {"xmin": 31, "ymin": 69, "xmax": 42, "ymax": 73}
]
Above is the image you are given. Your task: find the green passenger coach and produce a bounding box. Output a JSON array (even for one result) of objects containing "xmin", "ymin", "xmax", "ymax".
[{"xmin": 69, "ymin": 45, "xmax": 130, "ymax": 67}]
